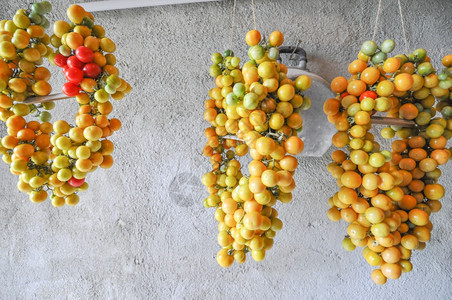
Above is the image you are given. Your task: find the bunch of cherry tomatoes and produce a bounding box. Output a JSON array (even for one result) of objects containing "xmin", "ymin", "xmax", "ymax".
[
  {"xmin": 0, "ymin": 2, "xmax": 131, "ymax": 206},
  {"xmin": 202, "ymin": 29, "xmax": 311, "ymax": 267},
  {"xmin": 324, "ymin": 39, "xmax": 451, "ymax": 284}
]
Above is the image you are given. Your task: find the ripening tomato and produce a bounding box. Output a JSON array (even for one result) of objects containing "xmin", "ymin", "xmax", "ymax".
[
  {"xmin": 347, "ymin": 79, "xmax": 367, "ymax": 96},
  {"xmin": 330, "ymin": 76, "xmax": 348, "ymax": 93},
  {"xmin": 67, "ymin": 4, "xmax": 86, "ymax": 24},
  {"xmin": 284, "ymin": 136, "xmax": 304, "ymax": 155},
  {"xmin": 268, "ymin": 31, "xmax": 284, "ymax": 47},
  {"xmin": 32, "ymin": 80, "xmax": 52, "ymax": 96},
  {"xmin": 245, "ymin": 30, "xmax": 261, "ymax": 46},
  {"xmin": 216, "ymin": 248, "xmax": 233, "ymax": 268},
  {"xmin": 371, "ymin": 269, "xmax": 387, "ymax": 285}
]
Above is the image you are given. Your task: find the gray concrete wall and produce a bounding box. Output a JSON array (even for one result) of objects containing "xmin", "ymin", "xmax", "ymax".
[{"xmin": 1, "ymin": 0, "xmax": 452, "ymax": 298}]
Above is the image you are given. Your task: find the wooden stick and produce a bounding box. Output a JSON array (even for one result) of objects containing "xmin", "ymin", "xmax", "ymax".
[
  {"xmin": 222, "ymin": 135, "xmax": 243, "ymax": 141},
  {"xmin": 370, "ymin": 116, "xmax": 415, "ymax": 127},
  {"xmin": 23, "ymin": 93, "xmax": 72, "ymax": 104}
]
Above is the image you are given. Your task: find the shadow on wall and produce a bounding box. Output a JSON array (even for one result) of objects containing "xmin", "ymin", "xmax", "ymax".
[{"xmin": 168, "ymin": 172, "xmax": 204, "ymax": 207}]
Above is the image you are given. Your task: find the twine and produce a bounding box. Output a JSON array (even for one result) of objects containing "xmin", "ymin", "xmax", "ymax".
[
  {"xmin": 397, "ymin": 0, "xmax": 409, "ymax": 53},
  {"xmin": 251, "ymin": 0, "xmax": 257, "ymax": 30},
  {"xmin": 372, "ymin": 0, "xmax": 383, "ymax": 41},
  {"xmin": 230, "ymin": 0, "xmax": 237, "ymax": 49}
]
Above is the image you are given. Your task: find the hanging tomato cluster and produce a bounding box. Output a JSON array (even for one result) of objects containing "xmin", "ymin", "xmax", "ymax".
[
  {"xmin": 0, "ymin": 3, "xmax": 131, "ymax": 206},
  {"xmin": 324, "ymin": 39, "xmax": 451, "ymax": 284},
  {"xmin": 201, "ymin": 30, "xmax": 311, "ymax": 267}
]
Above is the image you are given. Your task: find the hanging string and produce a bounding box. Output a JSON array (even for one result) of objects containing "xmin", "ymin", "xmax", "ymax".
[
  {"xmin": 397, "ymin": 0, "xmax": 409, "ymax": 53},
  {"xmin": 230, "ymin": 0, "xmax": 237, "ymax": 50},
  {"xmin": 372, "ymin": 0, "xmax": 383, "ymax": 41},
  {"xmin": 289, "ymin": 40, "xmax": 302, "ymax": 61},
  {"xmin": 251, "ymin": 0, "xmax": 257, "ymax": 30}
]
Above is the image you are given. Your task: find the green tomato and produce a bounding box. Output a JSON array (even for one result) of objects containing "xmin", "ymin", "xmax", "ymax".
[
  {"xmin": 223, "ymin": 50, "xmax": 233, "ymax": 57},
  {"xmin": 441, "ymin": 106, "xmax": 452, "ymax": 118},
  {"xmin": 412, "ymin": 48, "xmax": 427, "ymax": 63},
  {"xmin": 94, "ymin": 89, "xmax": 110, "ymax": 103},
  {"xmin": 342, "ymin": 237, "xmax": 356, "ymax": 251},
  {"xmin": 372, "ymin": 51, "xmax": 387, "ymax": 64},
  {"xmin": 104, "ymin": 84, "xmax": 116, "ymax": 94},
  {"xmin": 225, "ymin": 92, "xmax": 238, "ymax": 106},
  {"xmin": 267, "ymin": 47, "xmax": 279, "ymax": 60},
  {"xmin": 32, "ymin": 3, "xmax": 46, "ymax": 14},
  {"xmin": 72, "ymin": 168, "xmax": 86, "ymax": 179},
  {"xmin": 106, "ymin": 74, "xmax": 121, "ymax": 88},
  {"xmin": 47, "ymin": 53, "xmax": 57, "ymax": 66},
  {"xmin": 300, "ymin": 96, "xmax": 311, "ymax": 110},
  {"xmin": 394, "ymin": 54, "xmax": 408, "ymax": 65},
  {"xmin": 426, "ymin": 124, "xmax": 444, "ymax": 138},
  {"xmin": 438, "ymin": 73, "xmax": 448, "ymax": 81},
  {"xmin": 417, "ymin": 62, "xmax": 434, "ymax": 76},
  {"xmin": 295, "ymin": 75, "xmax": 311, "ymax": 91},
  {"xmin": 41, "ymin": 1, "xmax": 53, "ymax": 13},
  {"xmin": 12, "ymin": 103, "xmax": 30, "ymax": 116},
  {"xmin": 40, "ymin": 16, "xmax": 50, "ymax": 29},
  {"xmin": 42, "ymin": 101, "xmax": 55, "ymax": 110},
  {"xmin": 39, "ymin": 111, "xmax": 51, "ymax": 122},
  {"xmin": 360, "ymin": 97, "xmax": 375, "ymax": 111},
  {"xmin": 243, "ymin": 92, "xmax": 258, "ymax": 110},
  {"xmin": 423, "ymin": 107, "xmax": 435, "ymax": 116},
  {"xmin": 380, "ymin": 39, "xmax": 395, "ymax": 53},
  {"xmin": 53, "ymin": 156, "xmax": 70, "ymax": 169},
  {"xmin": 58, "ymin": 44, "xmax": 71, "ymax": 56},
  {"xmin": 82, "ymin": 16, "xmax": 94, "ymax": 29},
  {"xmin": 248, "ymin": 45, "xmax": 265, "ymax": 61},
  {"xmin": 414, "ymin": 103, "xmax": 424, "ymax": 112},
  {"xmin": 361, "ymin": 41, "xmax": 378, "ymax": 56},
  {"xmin": 231, "ymin": 56, "xmax": 240, "ymax": 68},
  {"xmin": 57, "ymin": 168, "xmax": 72, "ymax": 182},
  {"xmin": 28, "ymin": 12, "xmax": 42, "ymax": 24},
  {"xmin": 380, "ymin": 150, "xmax": 392, "ymax": 161},
  {"xmin": 233, "ymin": 82, "xmax": 246, "ymax": 97},
  {"xmin": 209, "ymin": 64, "xmax": 221, "ymax": 77},
  {"xmin": 439, "ymin": 79, "xmax": 452, "ymax": 90},
  {"xmin": 446, "ymin": 67, "xmax": 452, "ymax": 77},
  {"xmin": 211, "ymin": 52, "xmax": 223, "ymax": 64},
  {"xmin": 347, "ymin": 103, "xmax": 361, "ymax": 116},
  {"xmin": 375, "ymin": 97, "xmax": 392, "ymax": 112}
]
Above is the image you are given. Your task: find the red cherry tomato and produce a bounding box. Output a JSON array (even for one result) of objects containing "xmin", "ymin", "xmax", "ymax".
[
  {"xmin": 68, "ymin": 177, "xmax": 85, "ymax": 187},
  {"xmin": 341, "ymin": 92, "xmax": 349, "ymax": 98},
  {"xmin": 62, "ymin": 82, "xmax": 81, "ymax": 97},
  {"xmin": 75, "ymin": 46, "xmax": 94, "ymax": 63},
  {"xmin": 359, "ymin": 90, "xmax": 377, "ymax": 101},
  {"xmin": 83, "ymin": 63, "xmax": 101, "ymax": 78},
  {"xmin": 62, "ymin": 65, "xmax": 70, "ymax": 74},
  {"xmin": 54, "ymin": 53, "xmax": 68, "ymax": 67},
  {"xmin": 65, "ymin": 67, "xmax": 84, "ymax": 84},
  {"xmin": 67, "ymin": 55, "xmax": 85, "ymax": 69}
]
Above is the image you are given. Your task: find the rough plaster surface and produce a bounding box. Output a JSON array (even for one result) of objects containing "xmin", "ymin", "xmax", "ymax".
[{"xmin": 1, "ymin": 0, "xmax": 452, "ymax": 299}]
